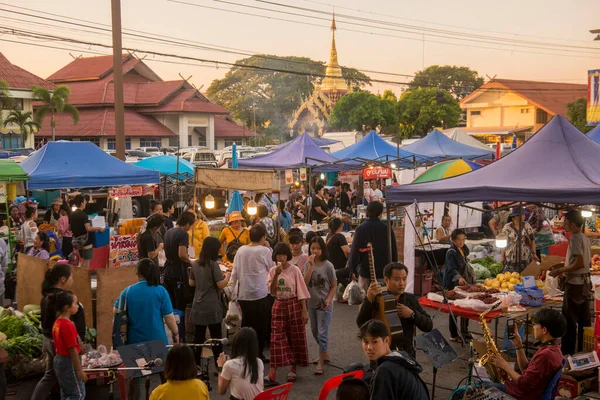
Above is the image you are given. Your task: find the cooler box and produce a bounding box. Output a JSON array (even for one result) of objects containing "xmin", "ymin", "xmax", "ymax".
[
  {"xmin": 91, "ymin": 230, "xmax": 110, "ymax": 248},
  {"xmin": 165, "ymin": 310, "xmax": 185, "ymax": 344},
  {"xmin": 414, "ymin": 271, "xmax": 433, "ymax": 296}
]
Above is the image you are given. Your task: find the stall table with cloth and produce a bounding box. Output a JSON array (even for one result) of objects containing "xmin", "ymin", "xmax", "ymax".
[{"xmin": 419, "ymin": 297, "xmax": 563, "ymax": 351}]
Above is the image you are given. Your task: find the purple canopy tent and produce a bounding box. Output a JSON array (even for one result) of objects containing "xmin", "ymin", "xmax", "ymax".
[
  {"xmin": 386, "ymin": 115, "xmax": 600, "ymax": 204},
  {"xmin": 587, "ymin": 124, "xmax": 600, "ymax": 144},
  {"xmin": 400, "ymin": 129, "xmax": 493, "ymax": 161}
]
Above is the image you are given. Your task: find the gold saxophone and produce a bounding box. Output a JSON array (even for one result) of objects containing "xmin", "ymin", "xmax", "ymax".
[{"xmin": 478, "ymin": 302, "xmax": 511, "ymax": 383}]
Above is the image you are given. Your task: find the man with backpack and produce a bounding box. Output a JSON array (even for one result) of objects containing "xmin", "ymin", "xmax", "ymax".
[
  {"xmin": 219, "ymin": 212, "xmax": 250, "ymax": 262},
  {"xmin": 255, "ymin": 204, "xmax": 287, "ymax": 249}
]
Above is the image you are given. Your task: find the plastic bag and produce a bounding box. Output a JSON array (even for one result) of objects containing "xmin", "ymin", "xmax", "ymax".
[
  {"xmin": 344, "ymin": 281, "xmax": 364, "ymax": 305},
  {"xmin": 225, "ymin": 300, "xmax": 242, "ymax": 330},
  {"xmin": 544, "ymin": 271, "xmax": 562, "ymax": 297},
  {"xmin": 453, "ymin": 298, "xmax": 500, "ymax": 312}
]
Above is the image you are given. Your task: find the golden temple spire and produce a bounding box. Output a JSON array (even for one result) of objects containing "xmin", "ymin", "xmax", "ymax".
[{"xmin": 321, "ymin": 12, "xmax": 348, "ymax": 98}]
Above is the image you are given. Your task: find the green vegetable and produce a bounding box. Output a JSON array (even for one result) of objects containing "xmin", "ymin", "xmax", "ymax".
[
  {"xmin": 0, "ymin": 333, "xmax": 44, "ymax": 359},
  {"xmin": 85, "ymin": 328, "xmax": 98, "ymax": 345},
  {"xmin": 472, "ymin": 263, "xmax": 491, "ymax": 279},
  {"xmin": 23, "ymin": 305, "xmax": 41, "ymax": 315},
  {"xmin": 0, "ymin": 316, "xmax": 38, "ymax": 339}
]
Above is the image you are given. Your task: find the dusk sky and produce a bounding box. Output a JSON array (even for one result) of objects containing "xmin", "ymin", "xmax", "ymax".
[{"xmin": 2, "ymin": 0, "xmax": 599, "ymax": 94}]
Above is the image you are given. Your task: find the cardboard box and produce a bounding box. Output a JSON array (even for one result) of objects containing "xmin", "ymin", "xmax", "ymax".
[
  {"xmin": 521, "ymin": 255, "xmax": 564, "ymax": 278},
  {"xmin": 557, "ymin": 372, "xmax": 598, "ymax": 398},
  {"xmin": 90, "ymin": 216, "xmax": 106, "ymax": 228}
]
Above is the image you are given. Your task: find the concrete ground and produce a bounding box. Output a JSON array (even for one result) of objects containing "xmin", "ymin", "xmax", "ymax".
[{"xmin": 7, "ymin": 301, "xmax": 501, "ymax": 400}]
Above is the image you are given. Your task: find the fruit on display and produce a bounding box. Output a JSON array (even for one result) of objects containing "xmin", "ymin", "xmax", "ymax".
[{"xmin": 483, "ymin": 272, "xmax": 523, "ymax": 291}]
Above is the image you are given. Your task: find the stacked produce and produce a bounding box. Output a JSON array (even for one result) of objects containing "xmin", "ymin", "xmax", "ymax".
[
  {"xmin": 483, "ymin": 272, "xmax": 523, "ymax": 291},
  {"xmin": 470, "ymin": 256, "xmax": 504, "ymax": 279},
  {"xmin": 0, "ymin": 306, "xmax": 46, "ymax": 378},
  {"xmin": 591, "ymin": 254, "xmax": 600, "ymax": 274}
]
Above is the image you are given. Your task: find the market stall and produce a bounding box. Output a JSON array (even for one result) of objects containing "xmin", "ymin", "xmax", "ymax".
[{"xmin": 401, "ymin": 128, "xmax": 494, "ymax": 162}]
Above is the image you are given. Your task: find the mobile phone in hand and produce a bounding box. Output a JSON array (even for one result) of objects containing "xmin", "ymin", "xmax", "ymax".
[{"xmin": 507, "ymin": 319, "xmax": 515, "ymax": 340}]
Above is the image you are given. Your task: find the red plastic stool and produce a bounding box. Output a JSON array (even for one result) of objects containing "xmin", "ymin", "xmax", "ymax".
[
  {"xmin": 253, "ymin": 382, "xmax": 294, "ymax": 400},
  {"xmin": 318, "ymin": 370, "xmax": 365, "ymax": 400}
]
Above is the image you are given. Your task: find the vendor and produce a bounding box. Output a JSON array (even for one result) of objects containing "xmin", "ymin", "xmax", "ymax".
[
  {"xmin": 501, "ymin": 206, "xmax": 538, "ymax": 273},
  {"xmin": 435, "ymin": 215, "xmax": 452, "ymax": 243},
  {"xmin": 189, "ymin": 212, "xmax": 210, "ymax": 259},
  {"xmin": 183, "ymin": 196, "xmax": 207, "ymax": 221},
  {"xmin": 582, "ymin": 212, "xmax": 600, "ymax": 245},
  {"xmin": 219, "ymin": 211, "xmax": 250, "ymax": 262},
  {"xmin": 7, "ymin": 204, "xmax": 24, "ymax": 231},
  {"xmin": 27, "ymin": 232, "xmax": 51, "ymax": 260},
  {"xmin": 489, "ymin": 208, "xmax": 510, "ymax": 237},
  {"xmin": 310, "ymin": 184, "xmax": 329, "ymax": 224},
  {"xmin": 43, "ymin": 198, "xmax": 62, "ymax": 225}
]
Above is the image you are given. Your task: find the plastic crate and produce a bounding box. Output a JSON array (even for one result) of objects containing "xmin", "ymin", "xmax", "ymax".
[{"xmin": 584, "ymin": 326, "xmax": 595, "ymax": 352}]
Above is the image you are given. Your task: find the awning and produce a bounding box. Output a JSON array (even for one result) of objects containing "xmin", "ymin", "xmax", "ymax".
[{"xmin": 0, "ymin": 159, "xmax": 29, "ymax": 181}]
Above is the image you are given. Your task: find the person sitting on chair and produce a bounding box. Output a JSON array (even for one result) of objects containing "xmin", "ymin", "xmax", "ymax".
[
  {"xmin": 489, "ymin": 308, "xmax": 566, "ymax": 400},
  {"xmin": 359, "ymin": 319, "xmax": 429, "ymax": 400}
]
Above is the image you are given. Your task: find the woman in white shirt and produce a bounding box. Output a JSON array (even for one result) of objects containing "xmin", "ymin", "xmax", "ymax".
[
  {"xmin": 217, "ymin": 327, "xmax": 264, "ymax": 400},
  {"xmin": 21, "ymin": 206, "xmax": 39, "ymax": 253}
]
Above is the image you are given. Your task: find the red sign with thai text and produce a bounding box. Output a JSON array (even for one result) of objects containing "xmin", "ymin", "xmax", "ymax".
[
  {"xmin": 108, "ymin": 186, "xmax": 153, "ymax": 198},
  {"xmin": 363, "ymin": 167, "xmax": 392, "ymax": 180},
  {"xmin": 109, "ymin": 234, "xmax": 139, "ymax": 267}
]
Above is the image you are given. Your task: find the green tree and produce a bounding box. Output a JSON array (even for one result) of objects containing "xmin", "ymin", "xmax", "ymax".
[
  {"xmin": 3, "ymin": 110, "xmax": 40, "ymax": 146},
  {"xmin": 397, "ymin": 88, "xmax": 461, "ymax": 138},
  {"xmin": 567, "ymin": 98, "xmax": 593, "ymax": 133},
  {"xmin": 0, "ymin": 80, "xmax": 14, "ymax": 125},
  {"xmin": 329, "ymin": 91, "xmax": 398, "ymax": 132},
  {"xmin": 409, "ymin": 65, "xmax": 484, "ymax": 100},
  {"xmin": 205, "ymin": 55, "xmax": 371, "ymax": 139},
  {"xmin": 32, "ymin": 85, "xmax": 79, "ymax": 142}
]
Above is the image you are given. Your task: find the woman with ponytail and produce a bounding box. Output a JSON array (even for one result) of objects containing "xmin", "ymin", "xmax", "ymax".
[{"xmin": 32, "ymin": 263, "xmax": 86, "ymax": 400}]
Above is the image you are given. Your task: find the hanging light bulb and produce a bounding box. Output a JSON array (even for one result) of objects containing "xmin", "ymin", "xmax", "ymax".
[
  {"xmin": 247, "ymin": 200, "xmax": 258, "ymax": 216},
  {"xmin": 320, "ymin": 173, "xmax": 325, "ymax": 180},
  {"xmin": 224, "ymin": 200, "xmax": 229, "ymax": 207},
  {"xmin": 71, "ymin": 205, "xmax": 77, "ymax": 212},
  {"xmin": 582, "ymin": 209, "xmax": 593, "ymax": 218},
  {"xmin": 114, "ymin": 197, "xmax": 119, "ymax": 201},
  {"xmin": 495, "ymin": 233, "xmax": 508, "ymax": 249},
  {"xmin": 390, "ymin": 163, "xmax": 397, "ymax": 169},
  {"xmin": 204, "ymin": 194, "xmax": 215, "ymax": 210}
]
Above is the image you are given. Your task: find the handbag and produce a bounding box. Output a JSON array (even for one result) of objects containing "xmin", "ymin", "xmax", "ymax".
[
  {"xmin": 112, "ymin": 287, "xmax": 130, "ymax": 348},
  {"xmin": 210, "ymin": 263, "xmax": 228, "ymax": 316},
  {"xmin": 71, "ymin": 233, "xmax": 89, "ymax": 250},
  {"xmin": 224, "ymin": 282, "xmax": 242, "ymax": 330}
]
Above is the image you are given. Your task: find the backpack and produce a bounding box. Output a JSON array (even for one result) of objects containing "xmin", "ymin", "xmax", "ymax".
[
  {"xmin": 226, "ymin": 228, "xmax": 244, "ymax": 261},
  {"xmin": 261, "ymin": 218, "xmax": 281, "ymax": 248}
]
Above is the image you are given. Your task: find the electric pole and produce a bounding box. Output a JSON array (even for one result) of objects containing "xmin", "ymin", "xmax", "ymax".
[{"xmin": 111, "ymin": 0, "xmax": 126, "ymax": 161}]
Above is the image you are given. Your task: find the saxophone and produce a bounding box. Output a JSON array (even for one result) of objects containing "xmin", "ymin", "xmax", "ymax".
[{"xmin": 478, "ymin": 302, "xmax": 511, "ymax": 383}]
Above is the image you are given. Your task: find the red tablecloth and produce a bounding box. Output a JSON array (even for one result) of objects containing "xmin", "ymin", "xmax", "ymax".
[{"xmin": 419, "ymin": 297, "xmax": 503, "ymax": 322}]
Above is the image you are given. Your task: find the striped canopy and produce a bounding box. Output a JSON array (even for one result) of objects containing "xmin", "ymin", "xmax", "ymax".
[{"xmin": 412, "ymin": 159, "xmax": 482, "ymax": 183}]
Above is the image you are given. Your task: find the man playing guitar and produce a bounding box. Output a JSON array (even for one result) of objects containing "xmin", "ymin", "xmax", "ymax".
[{"xmin": 356, "ymin": 262, "xmax": 433, "ymax": 357}]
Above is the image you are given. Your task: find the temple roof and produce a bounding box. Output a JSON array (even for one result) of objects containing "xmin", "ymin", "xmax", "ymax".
[{"xmin": 320, "ymin": 14, "xmax": 348, "ymax": 97}]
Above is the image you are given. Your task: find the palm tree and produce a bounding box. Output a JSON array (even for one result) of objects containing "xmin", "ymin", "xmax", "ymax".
[
  {"xmin": 32, "ymin": 85, "xmax": 79, "ymax": 142},
  {"xmin": 4, "ymin": 110, "xmax": 41, "ymax": 147}
]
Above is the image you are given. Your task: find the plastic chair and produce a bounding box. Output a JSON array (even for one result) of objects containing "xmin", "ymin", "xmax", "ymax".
[
  {"xmin": 317, "ymin": 370, "xmax": 365, "ymax": 400},
  {"xmin": 253, "ymin": 383, "xmax": 294, "ymax": 400},
  {"xmin": 542, "ymin": 358, "xmax": 567, "ymax": 400}
]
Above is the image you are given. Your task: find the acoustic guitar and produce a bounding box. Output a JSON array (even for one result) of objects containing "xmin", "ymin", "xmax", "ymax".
[{"xmin": 366, "ymin": 242, "xmax": 404, "ymax": 342}]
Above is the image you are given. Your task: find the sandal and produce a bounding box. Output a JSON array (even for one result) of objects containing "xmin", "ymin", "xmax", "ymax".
[
  {"xmin": 287, "ymin": 372, "xmax": 297, "ymax": 382},
  {"xmin": 314, "ymin": 368, "xmax": 324, "ymax": 375},
  {"xmin": 449, "ymin": 337, "xmax": 463, "ymax": 343},
  {"xmin": 312, "ymin": 358, "xmax": 331, "ymax": 364},
  {"xmin": 264, "ymin": 376, "xmax": 280, "ymax": 387}
]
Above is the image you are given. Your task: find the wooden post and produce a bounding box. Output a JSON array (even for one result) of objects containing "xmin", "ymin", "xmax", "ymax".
[{"xmin": 111, "ymin": 0, "xmax": 126, "ymax": 161}]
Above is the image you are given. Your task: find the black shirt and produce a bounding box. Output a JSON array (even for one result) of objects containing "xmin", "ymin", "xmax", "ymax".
[
  {"xmin": 70, "ymin": 209, "xmax": 92, "ymax": 246},
  {"xmin": 44, "ymin": 209, "xmax": 60, "ymax": 223},
  {"xmin": 163, "ymin": 227, "xmax": 189, "ymax": 281},
  {"xmin": 311, "ymin": 195, "xmax": 328, "ymax": 223},
  {"xmin": 327, "ymin": 233, "xmax": 348, "ymax": 270},
  {"xmin": 370, "ymin": 352, "xmax": 430, "ymax": 400},
  {"xmin": 338, "ymin": 191, "xmax": 351, "ymax": 212},
  {"xmin": 348, "ymin": 218, "xmax": 397, "ymax": 279},
  {"xmin": 139, "ymin": 230, "xmax": 159, "ymax": 265},
  {"xmin": 41, "ymin": 288, "xmax": 86, "ymax": 340}
]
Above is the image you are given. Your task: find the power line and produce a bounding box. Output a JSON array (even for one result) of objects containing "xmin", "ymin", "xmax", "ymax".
[
  {"xmin": 0, "ymin": 26, "xmax": 589, "ymax": 94},
  {"xmin": 167, "ymin": 0, "xmax": 600, "ymax": 59}
]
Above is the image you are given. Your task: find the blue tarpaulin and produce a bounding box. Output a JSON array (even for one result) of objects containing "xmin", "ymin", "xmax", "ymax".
[
  {"xmin": 401, "ymin": 129, "xmax": 493, "ymax": 160},
  {"xmin": 134, "ymin": 155, "xmax": 195, "ymax": 178},
  {"xmin": 331, "ymin": 131, "xmax": 417, "ymax": 161},
  {"xmin": 386, "ymin": 116, "xmax": 600, "ymax": 204},
  {"xmin": 21, "ymin": 141, "xmax": 160, "ymax": 189},
  {"xmin": 237, "ymin": 132, "xmax": 337, "ymax": 169},
  {"xmin": 228, "ymin": 143, "xmax": 245, "ymax": 214}
]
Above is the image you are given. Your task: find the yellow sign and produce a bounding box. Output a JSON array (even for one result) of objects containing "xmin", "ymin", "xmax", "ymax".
[
  {"xmin": 188, "ymin": 117, "xmax": 209, "ymax": 126},
  {"xmin": 588, "ymin": 69, "xmax": 600, "ymax": 126},
  {"xmin": 195, "ymin": 168, "xmax": 281, "ymax": 192}
]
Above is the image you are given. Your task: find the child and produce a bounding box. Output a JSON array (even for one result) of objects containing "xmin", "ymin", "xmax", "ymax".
[
  {"xmin": 303, "ymin": 231, "xmax": 318, "ymax": 255},
  {"xmin": 150, "ymin": 344, "xmax": 209, "ymax": 400},
  {"xmin": 302, "ymin": 237, "xmax": 337, "ymax": 375},
  {"xmin": 336, "ymin": 378, "xmax": 370, "ymax": 400},
  {"xmin": 289, "ymin": 234, "xmax": 308, "ymax": 268},
  {"xmin": 266, "ymin": 243, "xmax": 310, "ymax": 384},
  {"xmin": 52, "ymin": 291, "xmax": 86, "ymax": 400}
]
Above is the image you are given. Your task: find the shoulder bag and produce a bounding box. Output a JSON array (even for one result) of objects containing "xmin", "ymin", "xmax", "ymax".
[{"xmin": 112, "ymin": 287, "xmax": 130, "ymax": 348}]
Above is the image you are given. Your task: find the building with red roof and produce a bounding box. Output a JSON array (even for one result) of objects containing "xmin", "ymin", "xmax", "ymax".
[
  {"xmin": 39, "ymin": 54, "xmax": 257, "ymax": 150},
  {"xmin": 0, "ymin": 52, "xmax": 53, "ymax": 148}
]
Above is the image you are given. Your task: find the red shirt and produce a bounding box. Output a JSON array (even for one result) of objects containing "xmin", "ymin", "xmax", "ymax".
[
  {"xmin": 504, "ymin": 343, "xmax": 563, "ymax": 400},
  {"xmin": 52, "ymin": 318, "xmax": 80, "ymax": 356}
]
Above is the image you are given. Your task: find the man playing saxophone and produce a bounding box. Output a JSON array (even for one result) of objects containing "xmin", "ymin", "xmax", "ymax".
[{"xmin": 488, "ymin": 309, "xmax": 567, "ymax": 400}]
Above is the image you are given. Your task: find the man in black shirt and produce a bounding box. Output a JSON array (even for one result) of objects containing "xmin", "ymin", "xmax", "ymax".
[
  {"xmin": 139, "ymin": 214, "xmax": 165, "ymax": 265},
  {"xmin": 70, "ymin": 194, "xmax": 104, "ymax": 268},
  {"xmin": 348, "ymin": 201, "xmax": 397, "ymax": 291},
  {"xmin": 334, "ymin": 181, "xmax": 351, "ymax": 213},
  {"xmin": 163, "ymin": 211, "xmax": 195, "ymax": 311},
  {"xmin": 356, "ymin": 263, "xmax": 432, "ymax": 357},
  {"xmin": 359, "ymin": 319, "xmax": 429, "ymax": 400}
]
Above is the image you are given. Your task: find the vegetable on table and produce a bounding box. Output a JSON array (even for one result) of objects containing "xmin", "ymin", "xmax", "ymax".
[{"xmin": 1, "ymin": 334, "xmax": 44, "ymax": 359}]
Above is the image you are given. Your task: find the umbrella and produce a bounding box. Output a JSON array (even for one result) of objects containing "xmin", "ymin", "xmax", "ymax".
[
  {"xmin": 511, "ymin": 134, "xmax": 517, "ymax": 149},
  {"xmin": 412, "ymin": 159, "xmax": 483, "ymax": 183},
  {"xmin": 227, "ymin": 143, "xmax": 245, "ymax": 214},
  {"xmin": 133, "ymin": 155, "xmax": 195, "ymax": 178}
]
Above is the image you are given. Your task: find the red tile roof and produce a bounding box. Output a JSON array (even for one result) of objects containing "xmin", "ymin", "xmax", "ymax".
[
  {"xmin": 214, "ymin": 116, "xmax": 259, "ymax": 138},
  {"xmin": 137, "ymin": 90, "xmax": 228, "ymax": 114},
  {"xmin": 36, "ymin": 108, "xmax": 176, "ymax": 137},
  {"xmin": 47, "ymin": 54, "xmax": 135, "ymax": 83},
  {"xmin": 0, "ymin": 52, "xmax": 53, "ymax": 90},
  {"xmin": 460, "ymin": 79, "xmax": 587, "ymax": 117}
]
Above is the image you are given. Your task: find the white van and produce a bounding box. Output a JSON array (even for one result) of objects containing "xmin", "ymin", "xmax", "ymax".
[{"xmin": 179, "ymin": 148, "xmax": 218, "ymax": 168}]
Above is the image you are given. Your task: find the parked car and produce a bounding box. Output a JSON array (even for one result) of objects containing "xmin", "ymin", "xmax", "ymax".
[
  {"xmin": 105, "ymin": 150, "xmax": 142, "ymax": 164},
  {"xmin": 135, "ymin": 147, "xmax": 162, "ymax": 156},
  {"xmin": 178, "ymin": 148, "xmax": 218, "ymax": 168},
  {"xmin": 160, "ymin": 147, "xmax": 178, "ymax": 155},
  {"xmin": 8, "ymin": 148, "xmax": 35, "ymax": 156}
]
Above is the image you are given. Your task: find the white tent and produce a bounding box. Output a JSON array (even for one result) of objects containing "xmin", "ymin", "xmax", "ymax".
[{"xmin": 443, "ymin": 128, "xmax": 492, "ymax": 151}]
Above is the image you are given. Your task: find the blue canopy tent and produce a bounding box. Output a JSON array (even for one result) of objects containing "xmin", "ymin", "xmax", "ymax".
[
  {"xmin": 134, "ymin": 155, "xmax": 195, "ymax": 180},
  {"xmin": 401, "ymin": 129, "xmax": 494, "ymax": 161},
  {"xmin": 331, "ymin": 130, "xmax": 419, "ymax": 163},
  {"xmin": 587, "ymin": 124, "xmax": 600, "ymax": 143},
  {"xmin": 386, "ymin": 116, "xmax": 600, "ymax": 204},
  {"xmin": 277, "ymin": 134, "xmax": 339, "ymax": 149},
  {"xmin": 227, "ymin": 143, "xmax": 245, "ymax": 214},
  {"xmin": 21, "ymin": 141, "xmax": 160, "ymax": 189},
  {"xmin": 237, "ymin": 132, "xmax": 338, "ymax": 169}
]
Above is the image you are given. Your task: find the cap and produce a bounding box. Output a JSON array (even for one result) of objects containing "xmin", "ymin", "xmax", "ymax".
[
  {"xmin": 228, "ymin": 211, "xmax": 244, "ymax": 223},
  {"xmin": 52, "ymin": 198, "xmax": 63, "ymax": 206},
  {"xmin": 509, "ymin": 206, "xmax": 522, "ymax": 217}
]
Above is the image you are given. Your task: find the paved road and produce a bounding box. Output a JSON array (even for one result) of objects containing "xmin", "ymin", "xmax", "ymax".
[{"xmin": 8, "ymin": 301, "xmax": 494, "ymax": 399}]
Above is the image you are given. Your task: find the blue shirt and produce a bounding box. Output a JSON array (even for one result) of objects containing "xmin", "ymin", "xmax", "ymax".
[{"xmin": 114, "ymin": 280, "xmax": 173, "ymax": 345}]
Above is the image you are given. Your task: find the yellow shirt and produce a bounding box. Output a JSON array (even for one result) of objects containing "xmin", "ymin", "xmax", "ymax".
[
  {"xmin": 149, "ymin": 379, "xmax": 209, "ymax": 400},
  {"xmin": 189, "ymin": 220, "xmax": 210, "ymax": 259},
  {"xmin": 219, "ymin": 227, "xmax": 251, "ymax": 261}
]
